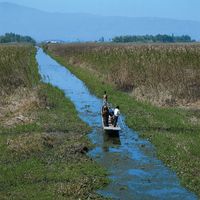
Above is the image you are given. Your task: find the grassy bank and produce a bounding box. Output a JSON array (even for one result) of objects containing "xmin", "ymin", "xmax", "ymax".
[
  {"xmin": 45, "ymin": 44, "xmax": 200, "ymax": 197},
  {"xmin": 0, "ymin": 45, "xmax": 108, "ymax": 199},
  {"xmin": 44, "ymin": 43, "xmax": 200, "ymax": 107}
]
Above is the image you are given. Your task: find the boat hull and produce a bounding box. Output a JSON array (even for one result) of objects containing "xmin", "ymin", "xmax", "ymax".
[{"xmin": 102, "ymin": 115, "xmax": 121, "ymax": 133}]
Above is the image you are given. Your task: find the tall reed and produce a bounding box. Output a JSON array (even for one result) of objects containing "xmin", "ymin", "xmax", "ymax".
[
  {"xmin": 0, "ymin": 44, "xmax": 39, "ymax": 96},
  {"xmin": 46, "ymin": 43, "xmax": 200, "ymax": 106}
]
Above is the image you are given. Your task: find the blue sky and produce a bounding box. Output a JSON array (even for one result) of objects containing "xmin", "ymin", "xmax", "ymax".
[{"xmin": 1, "ymin": 0, "xmax": 200, "ymax": 21}]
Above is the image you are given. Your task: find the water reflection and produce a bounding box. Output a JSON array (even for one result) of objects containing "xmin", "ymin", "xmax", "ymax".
[{"xmin": 103, "ymin": 132, "xmax": 121, "ymax": 152}]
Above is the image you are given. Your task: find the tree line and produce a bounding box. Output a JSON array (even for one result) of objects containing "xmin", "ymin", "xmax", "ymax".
[
  {"xmin": 112, "ymin": 34, "xmax": 195, "ymax": 43},
  {"xmin": 0, "ymin": 33, "xmax": 36, "ymax": 44}
]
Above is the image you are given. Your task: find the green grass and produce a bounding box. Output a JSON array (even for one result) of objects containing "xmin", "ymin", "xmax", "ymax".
[
  {"xmin": 46, "ymin": 46, "xmax": 200, "ymax": 197},
  {"xmin": 0, "ymin": 46, "xmax": 109, "ymax": 199}
]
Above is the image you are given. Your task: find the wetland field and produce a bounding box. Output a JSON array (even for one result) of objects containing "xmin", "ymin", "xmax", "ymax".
[
  {"xmin": 45, "ymin": 43, "xmax": 200, "ymax": 197},
  {"xmin": 0, "ymin": 45, "xmax": 108, "ymax": 199}
]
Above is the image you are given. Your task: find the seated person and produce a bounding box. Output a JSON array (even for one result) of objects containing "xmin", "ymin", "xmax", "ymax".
[
  {"xmin": 113, "ymin": 106, "xmax": 120, "ymax": 127},
  {"xmin": 109, "ymin": 107, "xmax": 114, "ymax": 116}
]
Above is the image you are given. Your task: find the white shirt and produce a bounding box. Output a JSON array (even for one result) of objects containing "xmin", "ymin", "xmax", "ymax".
[{"xmin": 114, "ymin": 108, "xmax": 120, "ymax": 116}]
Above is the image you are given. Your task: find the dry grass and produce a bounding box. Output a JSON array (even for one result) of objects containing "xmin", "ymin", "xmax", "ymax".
[
  {"xmin": 0, "ymin": 87, "xmax": 40, "ymax": 127},
  {"xmin": 7, "ymin": 133, "xmax": 47, "ymax": 156},
  {"xmin": 45, "ymin": 43, "xmax": 200, "ymax": 107},
  {"xmin": 0, "ymin": 45, "xmax": 40, "ymax": 128},
  {"xmin": 0, "ymin": 44, "xmax": 39, "ymax": 96}
]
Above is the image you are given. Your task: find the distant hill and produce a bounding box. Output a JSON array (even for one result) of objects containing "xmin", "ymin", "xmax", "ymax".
[{"xmin": 0, "ymin": 2, "xmax": 200, "ymax": 41}]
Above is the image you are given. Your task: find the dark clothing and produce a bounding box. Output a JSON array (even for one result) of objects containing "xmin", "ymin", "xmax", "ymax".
[
  {"xmin": 113, "ymin": 116, "xmax": 119, "ymax": 127},
  {"xmin": 102, "ymin": 108, "xmax": 109, "ymax": 127},
  {"xmin": 109, "ymin": 108, "xmax": 114, "ymax": 117}
]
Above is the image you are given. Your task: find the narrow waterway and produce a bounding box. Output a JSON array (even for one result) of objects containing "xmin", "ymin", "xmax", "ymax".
[{"xmin": 36, "ymin": 48, "xmax": 197, "ymax": 200}]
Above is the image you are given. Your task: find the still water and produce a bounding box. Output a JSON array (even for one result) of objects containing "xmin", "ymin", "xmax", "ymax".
[{"xmin": 36, "ymin": 48, "xmax": 197, "ymax": 200}]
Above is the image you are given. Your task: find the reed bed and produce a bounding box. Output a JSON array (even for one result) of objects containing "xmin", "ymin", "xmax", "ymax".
[
  {"xmin": 0, "ymin": 45, "xmax": 39, "ymax": 96},
  {"xmin": 46, "ymin": 43, "xmax": 200, "ymax": 106}
]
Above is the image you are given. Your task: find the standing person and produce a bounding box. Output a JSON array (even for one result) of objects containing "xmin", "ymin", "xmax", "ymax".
[
  {"xmin": 103, "ymin": 91, "xmax": 108, "ymax": 105},
  {"xmin": 102, "ymin": 106, "xmax": 109, "ymax": 127},
  {"xmin": 113, "ymin": 106, "xmax": 120, "ymax": 127}
]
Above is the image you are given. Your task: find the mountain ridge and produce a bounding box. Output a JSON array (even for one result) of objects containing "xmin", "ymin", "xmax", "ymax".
[{"xmin": 1, "ymin": 2, "xmax": 200, "ymax": 41}]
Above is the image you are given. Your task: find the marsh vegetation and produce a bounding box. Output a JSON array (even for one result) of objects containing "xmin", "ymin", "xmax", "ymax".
[
  {"xmin": 45, "ymin": 43, "xmax": 200, "ymax": 197},
  {"xmin": 45, "ymin": 43, "xmax": 200, "ymax": 107},
  {"xmin": 0, "ymin": 45, "xmax": 108, "ymax": 199}
]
